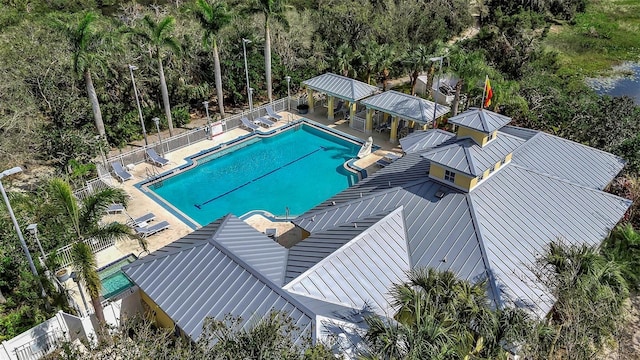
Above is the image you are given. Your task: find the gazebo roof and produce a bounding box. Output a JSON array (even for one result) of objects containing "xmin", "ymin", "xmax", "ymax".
[
  {"xmin": 302, "ymin": 73, "xmax": 379, "ymax": 102},
  {"xmin": 360, "ymin": 90, "xmax": 450, "ymax": 125}
]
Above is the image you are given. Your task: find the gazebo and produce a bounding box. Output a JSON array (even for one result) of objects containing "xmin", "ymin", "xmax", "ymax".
[
  {"xmin": 302, "ymin": 73, "xmax": 379, "ymax": 127},
  {"xmin": 360, "ymin": 90, "xmax": 450, "ymax": 143}
]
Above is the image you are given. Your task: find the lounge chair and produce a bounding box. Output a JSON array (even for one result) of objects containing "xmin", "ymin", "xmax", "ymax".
[
  {"xmin": 375, "ymin": 121, "xmax": 391, "ymax": 133},
  {"xmin": 106, "ymin": 203, "xmax": 125, "ymax": 214},
  {"xmin": 265, "ymin": 105, "xmax": 282, "ymax": 121},
  {"xmin": 255, "ymin": 116, "xmax": 275, "ymax": 128},
  {"xmin": 334, "ymin": 101, "xmax": 348, "ymax": 119},
  {"xmin": 110, "ymin": 162, "xmax": 133, "ymax": 182},
  {"xmin": 376, "ymin": 153, "xmax": 401, "ymax": 167},
  {"xmin": 146, "ymin": 148, "xmax": 169, "ymax": 167},
  {"xmin": 135, "ymin": 220, "xmax": 170, "ymax": 238},
  {"xmin": 127, "ymin": 212, "xmax": 156, "ymax": 227},
  {"xmin": 241, "ymin": 117, "xmax": 260, "ymax": 132}
]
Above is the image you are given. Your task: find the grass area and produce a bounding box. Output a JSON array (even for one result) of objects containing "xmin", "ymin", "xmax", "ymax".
[{"xmin": 543, "ymin": 0, "xmax": 640, "ymax": 76}]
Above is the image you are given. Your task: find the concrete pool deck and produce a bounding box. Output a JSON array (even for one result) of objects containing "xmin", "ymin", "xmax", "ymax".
[{"xmin": 94, "ymin": 109, "xmax": 404, "ymax": 270}]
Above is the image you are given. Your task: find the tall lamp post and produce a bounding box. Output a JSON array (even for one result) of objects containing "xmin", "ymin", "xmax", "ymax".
[
  {"xmin": 285, "ymin": 76, "xmax": 291, "ymax": 111},
  {"xmin": 0, "ymin": 167, "xmax": 46, "ymax": 297},
  {"xmin": 429, "ymin": 56, "xmax": 444, "ymax": 129},
  {"xmin": 128, "ymin": 65, "xmax": 149, "ymax": 146},
  {"xmin": 26, "ymin": 224, "xmax": 47, "ymax": 262},
  {"xmin": 152, "ymin": 117, "xmax": 164, "ymax": 157},
  {"xmin": 203, "ymin": 101, "xmax": 211, "ymax": 123},
  {"xmin": 242, "ymin": 39, "xmax": 253, "ymax": 112},
  {"xmin": 70, "ymin": 271, "xmax": 89, "ymax": 316}
]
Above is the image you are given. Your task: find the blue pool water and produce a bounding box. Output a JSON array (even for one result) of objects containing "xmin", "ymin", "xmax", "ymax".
[
  {"xmin": 150, "ymin": 124, "xmax": 361, "ymax": 226},
  {"xmin": 99, "ymin": 255, "xmax": 136, "ymax": 299}
]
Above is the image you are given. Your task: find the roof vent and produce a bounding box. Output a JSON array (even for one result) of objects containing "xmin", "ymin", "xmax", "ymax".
[
  {"xmin": 354, "ymin": 223, "xmax": 357, "ymax": 228},
  {"xmin": 435, "ymin": 189, "xmax": 446, "ymax": 199},
  {"xmin": 331, "ymin": 201, "xmax": 336, "ymax": 206},
  {"xmin": 442, "ymin": 256, "xmax": 447, "ymax": 263}
]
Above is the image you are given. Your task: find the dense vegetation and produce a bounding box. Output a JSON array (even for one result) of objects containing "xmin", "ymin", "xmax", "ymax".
[{"xmin": 1, "ymin": 0, "xmax": 639, "ymax": 357}]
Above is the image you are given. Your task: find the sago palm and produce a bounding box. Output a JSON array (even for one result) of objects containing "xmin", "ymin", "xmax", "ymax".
[{"xmin": 196, "ymin": 0, "xmax": 233, "ymax": 118}]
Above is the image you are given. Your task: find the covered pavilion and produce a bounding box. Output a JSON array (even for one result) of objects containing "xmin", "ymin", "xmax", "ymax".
[
  {"xmin": 360, "ymin": 90, "xmax": 450, "ymax": 143},
  {"xmin": 302, "ymin": 73, "xmax": 379, "ymax": 127}
]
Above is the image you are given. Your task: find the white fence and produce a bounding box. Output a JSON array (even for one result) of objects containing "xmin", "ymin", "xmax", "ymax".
[
  {"xmin": 50, "ymin": 237, "xmax": 116, "ymax": 269},
  {"xmin": 0, "ymin": 311, "xmax": 94, "ymax": 360}
]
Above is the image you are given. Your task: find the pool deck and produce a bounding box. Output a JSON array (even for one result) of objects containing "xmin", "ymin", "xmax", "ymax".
[{"xmin": 95, "ymin": 109, "xmax": 403, "ymax": 270}]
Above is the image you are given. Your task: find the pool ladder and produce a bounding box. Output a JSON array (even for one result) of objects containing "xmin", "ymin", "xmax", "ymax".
[{"xmin": 146, "ymin": 167, "xmax": 163, "ymax": 188}]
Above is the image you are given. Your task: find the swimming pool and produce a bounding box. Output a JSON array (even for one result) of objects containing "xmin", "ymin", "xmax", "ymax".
[
  {"xmin": 98, "ymin": 254, "xmax": 136, "ymax": 299},
  {"xmin": 147, "ymin": 123, "xmax": 361, "ymax": 226}
]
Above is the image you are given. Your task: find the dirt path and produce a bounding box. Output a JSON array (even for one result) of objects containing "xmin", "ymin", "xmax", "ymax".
[{"xmin": 606, "ymin": 294, "xmax": 640, "ymax": 359}]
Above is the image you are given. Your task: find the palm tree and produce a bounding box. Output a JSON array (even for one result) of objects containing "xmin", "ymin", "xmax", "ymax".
[
  {"xmin": 137, "ymin": 15, "xmax": 181, "ymax": 136},
  {"xmin": 361, "ymin": 267, "xmax": 530, "ymax": 359},
  {"xmin": 403, "ymin": 45, "xmax": 434, "ymax": 96},
  {"xmin": 196, "ymin": 0, "xmax": 233, "ymax": 118},
  {"xmin": 448, "ymin": 48, "xmax": 490, "ymax": 115},
  {"xmin": 47, "ymin": 178, "xmax": 132, "ymax": 322},
  {"xmin": 378, "ymin": 45, "xmax": 396, "ymax": 91},
  {"xmin": 334, "ymin": 44, "xmax": 359, "ymax": 78},
  {"xmin": 58, "ymin": 12, "xmax": 107, "ymax": 137},
  {"xmin": 247, "ymin": 0, "xmax": 290, "ymax": 103}
]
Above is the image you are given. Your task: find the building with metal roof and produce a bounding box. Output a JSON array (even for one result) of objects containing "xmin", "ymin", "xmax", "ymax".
[{"xmin": 121, "ymin": 108, "xmax": 630, "ymax": 357}]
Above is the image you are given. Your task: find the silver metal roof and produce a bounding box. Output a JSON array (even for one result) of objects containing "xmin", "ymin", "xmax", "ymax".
[
  {"xmin": 360, "ymin": 90, "xmax": 450, "ymax": 125},
  {"xmin": 302, "ymin": 73, "xmax": 379, "ymax": 102},
  {"xmin": 511, "ymin": 132, "xmax": 626, "ymax": 190},
  {"xmin": 448, "ymin": 108, "xmax": 512, "ymax": 133},
  {"xmin": 123, "ymin": 215, "xmax": 311, "ymax": 342},
  {"xmin": 422, "ymin": 134, "xmax": 524, "ymax": 176},
  {"xmin": 470, "ymin": 165, "xmax": 632, "ymax": 316},
  {"xmin": 399, "ymin": 129, "xmax": 456, "ymax": 154},
  {"xmin": 294, "ymin": 180, "xmax": 487, "ymax": 284},
  {"xmin": 499, "ymin": 125, "xmax": 538, "ymax": 140},
  {"xmin": 285, "ymin": 208, "xmax": 411, "ymax": 316},
  {"xmin": 285, "ymin": 211, "xmax": 393, "ymax": 284}
]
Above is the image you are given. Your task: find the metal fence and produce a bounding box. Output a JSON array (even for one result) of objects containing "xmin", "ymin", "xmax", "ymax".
[
  {"xmin": 50, "ymin": 237, "xmax": 116, "ymax": 269},
  {"xmin": 106, "ymin": 98, "xmax": 290, "ymax": 169}
]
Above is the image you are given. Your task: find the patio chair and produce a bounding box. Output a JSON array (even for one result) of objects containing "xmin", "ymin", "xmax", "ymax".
[
  {"xmin": 126, "ymin": 212, "xmax": 156, "ymax": 227},
  {"xmin": 241, "ymin": 117, "xmax": 260, "ymax": 132},
  {"xmin": 265, "ymin": 228, "xmax": 277, "ymax": 241},
  {"xmin": 110, "ymin": 162, "xmax": 133, "ymax": 182},
  {"xmin": 265, "ymin": 105, "xmax": 283, "ymax": 121},
  {"xmin": 375, "ymin": 121, "xmax": 391, "ymax": 133},
  {"xmin": 106, "ymin": 203, "xmax": 125, "ymax": 214},
  {"xmin": 146, "ymin": 148, "xmax": 169, "ymax": 167},
  {"xmin": 255, "ymin": 116, "xmax": 275, "ymax": 128},
  {"xmin": 334, "ymin": 101, "xmax": 348, "ymax": 119},
  {"xmin": 135, "ymin": 220, "xmax": 170, "ymax": 238}
]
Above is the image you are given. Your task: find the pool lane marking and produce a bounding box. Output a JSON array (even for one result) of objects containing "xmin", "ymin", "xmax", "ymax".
[{"xmin": 195, "ymin": 146, "xmax": 326, "ymax": 209}]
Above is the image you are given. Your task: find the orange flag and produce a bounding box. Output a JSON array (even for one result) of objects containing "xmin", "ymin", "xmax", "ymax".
[{"xmin": 484, "ymin": 77, "xmax": 493, "ymax": 108}]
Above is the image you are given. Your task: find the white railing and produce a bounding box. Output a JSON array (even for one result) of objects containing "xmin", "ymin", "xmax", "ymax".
[{"xmin": 50, "ymin": 237, "xmax": 115, "ymax": 269}]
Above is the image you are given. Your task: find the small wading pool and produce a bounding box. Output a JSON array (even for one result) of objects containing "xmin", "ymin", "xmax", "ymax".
[
  {"xmin": 146, "ymin": 123, "xmax": 362, "ymax": 226},
  {"xmin": 98, "ymin": 254, "xmax": 137, "ymax": 299}
]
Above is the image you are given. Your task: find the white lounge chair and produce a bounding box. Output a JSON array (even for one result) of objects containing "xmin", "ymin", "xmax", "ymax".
[
  {"xmin": 146, "ymin": 148, "xmax": 169, "ymax": 167},
  {"xmin": 241, "ymin": 117, "xmax": 260, "ymax": 132},
  {"xmin": 265, "ymin": 105, "xmax": 282, "ymax": 121},
  {"xmin": 135, "ymin": 220, "xmax": 170, "ymax": 238},
  {"xmin": 255, "ymin": 116, "xmax": 275, "ymax": 128},
  {"xmin": 110, "ymin": 162, "xmax": 133, "ymax": 182},
  {"xmin": 127, "ymin": 212, "xmax": 156, "ymax": 227}
]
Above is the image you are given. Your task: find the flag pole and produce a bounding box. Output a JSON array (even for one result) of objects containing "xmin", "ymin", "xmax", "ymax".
[{"xmin": 481, "ymin": 75, "xmax": 488, "ymax": 109}]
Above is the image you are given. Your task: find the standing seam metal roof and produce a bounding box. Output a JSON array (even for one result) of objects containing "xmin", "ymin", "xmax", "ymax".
[
  {"xmin": 399, "ymin": 129, "xmax": 456, "ymax": 154},
  {"xmin": 448, "ymin": 108, "xmax": 512, "ymax": 133},
  {"xmin": 285, "ymin": 208, "xmax": 411, "ymax": 316},
  {"xmin": 510, "ymin": 132, "xmax": 626, "ymax": 190},
  {"xmin": 302, "ymin": 73, "xmax": 379, "ymax": 102},
  {"xmin": 360, "ymin": 90, "xmax": 450, "ymax": 124},
  {"xmin": 422, "ymin": 134, "xmax": 524, "ymax": 176}
]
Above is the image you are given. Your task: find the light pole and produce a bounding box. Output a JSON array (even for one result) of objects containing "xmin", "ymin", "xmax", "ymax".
[
  {"xmin": 152, "ymin": 117, "xmax": 164, "ymax": 157},
  {"xmin": 0, "ymin": 167, "xmax": 46, "ymax": 297},
  {"xmin": 26, "ymin": 224, "xmax": 47, "ymax": 262},
  {"xmin": 94, "ymin": 135, "xmax": 107, "ymax": 169},
  {"xmin": 429, "ymin": 56, "xmax": 444, "ymax": 129},
  {"xmin": 203, "ymin": 101, "xmax": 211, "ymax": 123},
  {"xmin": 242, "ymin": 39, "xmax": 253, "ymax": 112},
  {"xmin": 285, "ymin": 76, "xmax": 291, "ymax": 111},
  {"xmin": 128, "ymin": 65, "xmax": 148, "ymax": 146},
  {"xmin": 248, "ymin": 88, "xmax": 254, "ymax": 118}
]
